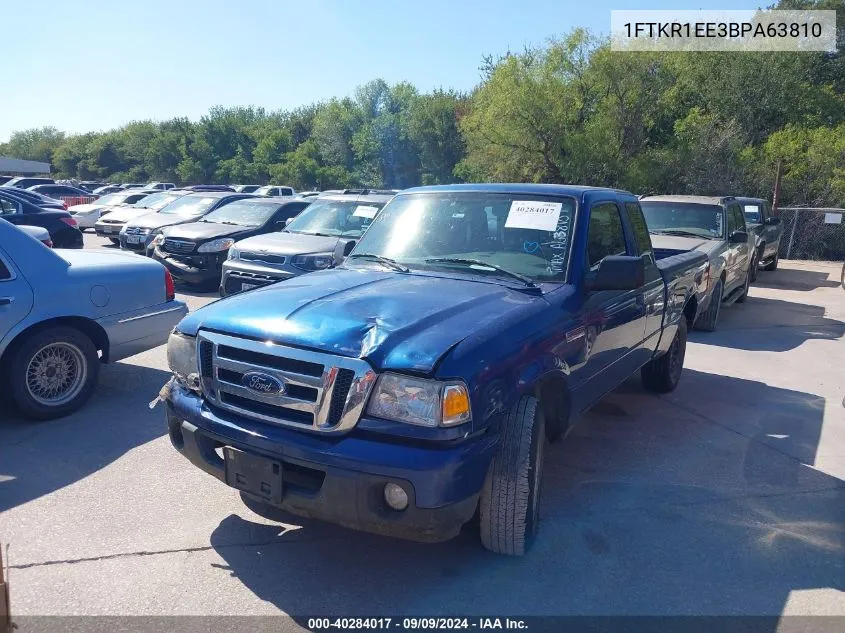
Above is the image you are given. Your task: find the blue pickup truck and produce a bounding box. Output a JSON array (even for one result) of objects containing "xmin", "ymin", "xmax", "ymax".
[{"xmin": 162, "ymin": 184, "xmax": 707, "ymax": 555}]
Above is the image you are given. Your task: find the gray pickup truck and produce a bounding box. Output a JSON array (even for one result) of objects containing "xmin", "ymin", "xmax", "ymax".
[
  {"xmin": 736, "ymin": 196, "xmax": 783, "ymax": 280},
  {"xmin": 0, "ymin": 220, "xmax": 187, "ymax": 419},
  {"xmin": 640, "ymin": 195, "xmax": 754, "ymax": 332}
]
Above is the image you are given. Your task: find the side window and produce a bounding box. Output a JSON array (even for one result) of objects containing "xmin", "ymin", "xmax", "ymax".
[
  {"xmin": 624, "ymin": 202, "xmax": 654, "ymax": 264},
  {"xmin": 726, "ymin": 204, "xmax": 739, "ymax": 233},
  {"xmin": 731, "ymin": 204, "xmax": 746, "ymax": 232},
  {"xmin": 587, "ymin": 202, "xmax": 628, "ymax": 270},
  {"xmin": 0, "ymin": 255, "xmax": 11, "ymax": 280},
  {"xmin": 0, "ymin": 199, "xmax": 19, "ymax": 215}
]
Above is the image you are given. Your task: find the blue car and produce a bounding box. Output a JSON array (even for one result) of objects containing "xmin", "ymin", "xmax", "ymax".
[
  {"xmin": 0, "ymin": 220, "xmax": 187, "ymax": 420},
  {"xmin": 162, "ymin": 184, "xmax": 706, "ymax": 554}
]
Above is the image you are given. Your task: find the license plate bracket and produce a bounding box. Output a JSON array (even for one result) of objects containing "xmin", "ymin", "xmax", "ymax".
[{"xmin": 224, "ymin": 447, "xmax": 283, "ymax": 503}]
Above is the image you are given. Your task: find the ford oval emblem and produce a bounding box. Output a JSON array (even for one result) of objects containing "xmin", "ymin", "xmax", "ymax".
[{"xmin": 242, "ymin": 372, "xmax": 285, "ymax": 395}]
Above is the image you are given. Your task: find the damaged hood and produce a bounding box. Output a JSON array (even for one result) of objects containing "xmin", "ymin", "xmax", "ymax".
[{"xmin": 176, "ymin": 267, "xmax": 543, "ymax": 374}]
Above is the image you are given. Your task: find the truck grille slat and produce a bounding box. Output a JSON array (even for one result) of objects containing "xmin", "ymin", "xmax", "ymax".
[{"xmin": 197, "ymin": 331, "xmax": 376, "ymax": 434}]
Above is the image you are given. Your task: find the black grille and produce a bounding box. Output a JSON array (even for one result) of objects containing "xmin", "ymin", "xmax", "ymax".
[
  {"xmin": 163, "ymin": 239, "xmax": 195, "ymax": 254},
  {"xmin": 199, "ymin": 341, "xmax": 213, "ymax": 377},
  {"xmin": 217, "ymin": 345, "xmax": 324, "ymax": 377},
  {"xmin": 217, "ymin": 367, "xmax": 318, "ymax": 402},
  {"xmin": 327, "ymin": 369, "xmax": 355, "ymax": 426},
  {"xmin": 220, "ymin": 392, "xmax": 314, "ymax": 425},
  {"xmin": 240, "ymin": 252, "xmax": 287, "ymax": 265}
]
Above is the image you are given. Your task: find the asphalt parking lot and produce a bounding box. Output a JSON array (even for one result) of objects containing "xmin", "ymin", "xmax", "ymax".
[{"xmin": 1, "ymin": 232, "xmax": 843, "ymax": 618}]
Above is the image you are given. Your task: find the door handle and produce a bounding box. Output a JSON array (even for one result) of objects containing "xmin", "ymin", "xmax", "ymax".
[{"xmin": 0, "ymin": 297, "xmax": 14, "ymax": 306}]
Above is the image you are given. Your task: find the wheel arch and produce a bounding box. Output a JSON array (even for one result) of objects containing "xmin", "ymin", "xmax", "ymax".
[
  {"xmin": 0, "ymin": 316, "xmax": 109, "ymax": 368},
  {"xmin": 533, "ymin": 370, "xmax": 572, "ymax": 441}
]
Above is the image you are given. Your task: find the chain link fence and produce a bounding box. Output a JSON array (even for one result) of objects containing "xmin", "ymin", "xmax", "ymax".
[{"xmin": 776, "ymin": 208, "xmax": 845, "ymax": 261}]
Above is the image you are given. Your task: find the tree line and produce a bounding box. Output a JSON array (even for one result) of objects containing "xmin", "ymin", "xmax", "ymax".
[{"xmin": 2, "ymin": 0, "xmax": 842, "ymax": 208}]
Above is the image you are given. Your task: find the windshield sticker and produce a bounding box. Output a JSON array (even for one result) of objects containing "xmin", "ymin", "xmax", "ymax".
[
  {"xmin": 505, "ymin": 200, "xmax": 563, "ymax": 231},
  {"xmin": 547, "ymin": 209, "xmax": 572, "ymax": 275},
  {"xmin": 523, "ymin": 240, "xmax": 540, "ymax": 254},
  {"xmin": 715, "ymin": 214, "xmax": 723, "ymax": 234},
  {"xmin": 353, "ymin": 205, "xmax": 379, "ymax": 219},
  {"xmin": 744, "ymin": 205, "xmax": 760, "ymax": 214}
]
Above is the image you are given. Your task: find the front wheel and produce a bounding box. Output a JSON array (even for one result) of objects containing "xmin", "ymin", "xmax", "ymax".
[
  {"xmin": 736, "ymin": 254, "xmax": 755, "ymax": 304},
  {"xmin": 764, "ymin": 251, "xmax": 779, "ymax": 271},
  {"xmin": 479, "ymin": 395, "xmax": 545, "ymax": 556},
  {"xmin": 8, "ymin": 327, "xmax": 100, "ymax": 420},
  {"xmin": 108, "ymin": 238, "xmax": 120, "ymax": 245},
  {"xmin": 695, "ymin": 279, "xmax": 723, "ymax": 332},
  {"xmin": 642, "ymin": 315, "xmax": 687, "ymax": 393}
]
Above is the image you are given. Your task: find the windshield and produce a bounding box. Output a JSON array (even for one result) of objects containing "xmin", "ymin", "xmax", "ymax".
[
  {"xmin": 133, "ymin": 192, "xmax": 180, "ymax": 210},
  {"xmin": 202, "ymin": 200, "xmax": 277, "ymax": 226},
  {"xmin": 743, "ymin": 204, "xmax": 762, "ymax": 223},
  {"xmin": 641, "ymin": 201, "xmax": 724, "ymax": 239},
  {"xmin": 350, "ymin": 192, "xmax": 575, "ymax": 282},
  {"xmin": 158, "ymin": 195, "xmax": 218, "ymax": 217},
  {"xmin": 286, "ymin": 199, "xmax": 385, "ymax": 238},
  {"xmin": 96, "ymin": 193, "xmax": 133, "ymax": 206}
]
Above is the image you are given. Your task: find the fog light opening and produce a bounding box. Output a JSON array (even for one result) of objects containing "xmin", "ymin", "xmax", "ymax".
[{"xmin": 383, "ymin": 483, "xmax": 409, "ymax": 511}]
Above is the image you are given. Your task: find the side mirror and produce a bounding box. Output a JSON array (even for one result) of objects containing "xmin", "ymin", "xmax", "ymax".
[
  {"xmin": 332, "ymin": 239, "xmax": 356, "ymax": 263},
  {"xmin": 284, "ymin": 217, "xmax": 293, "ymax": 226},
  {"xmin": 765, "ymin": 216, "xmax": 781, "ymax": 226},
  {"xmin": 584, "ymin": 255, "xmax": 645, "ymax": 292},
  {"xmin": 729, "ymin": 230, "xmax": 748, "ymax": 244}
]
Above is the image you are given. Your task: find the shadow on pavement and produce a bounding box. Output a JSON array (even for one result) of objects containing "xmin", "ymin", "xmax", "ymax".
[
  {"xmin": 690, "ymin": 296, "xmax": 844, "ymax": 352},
  {"xmin": 0, "ymin": 361, "xmax": 171, "ymax": 512},
  {"xmin": 753, "ymin": 268, "xmax": 840, "ymax": 292},
  {"xmin": 208, "ymin": 369, "xmax": 844, "ymax": 619}
]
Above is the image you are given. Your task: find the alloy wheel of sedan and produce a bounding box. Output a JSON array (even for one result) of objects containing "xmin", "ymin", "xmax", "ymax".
[{"xmin": 25, "ymin": 342, "xmax": 88, "ymax": 406}]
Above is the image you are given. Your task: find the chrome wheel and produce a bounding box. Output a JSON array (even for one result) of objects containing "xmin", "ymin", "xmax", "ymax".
[{"xmin": 25, "ymin": 342, "xmax": 87, "ymax": 406}]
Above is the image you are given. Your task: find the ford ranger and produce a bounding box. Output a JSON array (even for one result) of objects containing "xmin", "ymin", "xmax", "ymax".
[{"xmin": 162, "ymin": 184, "xmax": 707, "ymax": 555}]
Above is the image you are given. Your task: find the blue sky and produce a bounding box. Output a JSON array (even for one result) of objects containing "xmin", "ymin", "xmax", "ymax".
[{"xmin": 2, "ymin": 0, "xmax": 764, "ymax": 142}]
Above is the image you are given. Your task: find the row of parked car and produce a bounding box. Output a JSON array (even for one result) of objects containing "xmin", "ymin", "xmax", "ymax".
[{"xmin": 0, "ymin": 179, "xmax": 786, "ymax": 556}]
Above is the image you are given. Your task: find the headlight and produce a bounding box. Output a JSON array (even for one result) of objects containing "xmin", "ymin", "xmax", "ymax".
[
  {"xmin": 166, "ymin": 331, "xmax": 198, "ymax": 388},
  {"xmin": 198, "ymin": 238, "xmax": 235, "ymax": 253},
  {"xmin": 291, "ymin": 253, "xmax": 334, "ymax": 271},
  {"xmin": 153, "ymin": 233, "xmax": 165, "ymax": 246},
  {"xmin": 366, "ymin": 373, "xmax": 471, "ymax": 427},
  {"xmin": 228, "ymin": 247, "xmax": 240, "ymax": 260}
]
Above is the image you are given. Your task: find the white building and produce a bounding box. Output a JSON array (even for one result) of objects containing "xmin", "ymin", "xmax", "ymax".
[{"xmin": 0, "ymin": 156, "xmax": 51, "ymax": 175}]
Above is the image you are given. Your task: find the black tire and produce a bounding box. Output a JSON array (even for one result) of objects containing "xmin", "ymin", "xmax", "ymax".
[
  {"xmin": 695, "ymin": 279, "xmax": 723, "ymax": 332},
  {"xmin": 108, "ymin": 238, "xmax": 120, "ymax": 245},
  {"xmin": 736, "ymin": 254, "xmax": 754, "ymax": 304},
  {"xmin": 8, "ymin": 327, "xmax": 100, "ymax": 420},
  {"xmin": 642, "ymin": 315, "xmax": 687, "ymax": 393},
  {"xmin": 764, "ymin": 250, "xmax": 779, "ymax": 271},
  {"xmin": 479, "ymin": 395, "xmax": 545, "ymax": 556},
  {"xmin": 750, "ymin": 245, "xmax": 762, "ymax": 283}
]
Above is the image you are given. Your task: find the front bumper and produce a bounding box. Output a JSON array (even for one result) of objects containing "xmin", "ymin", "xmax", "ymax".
[
  {"xmin": 72, "ymin": 213, "xmax": 98, "ymax": 229},
  {"xmin": 166, "ymin": 387, "xmax": 493, "ymax": 542},
  {"xmin": 94, "ymin": 221, "xmax": 124, "ymax": 237},
  {"xmin": 119, "ymin": 233, "xmax": 153, "ymax": 252},
  {"xmin": 153, "ymin": 248, "xmax": 225, "ymax": 285}
]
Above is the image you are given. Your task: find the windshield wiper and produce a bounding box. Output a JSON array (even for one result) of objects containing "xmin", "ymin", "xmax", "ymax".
[
  {"xmin": 347, "ymin": 253, "xmax": 409, "ymax": 273},
  {"xmin": 424, "ymin": 258, "xmax": 538, "ymax": 289},
  {"xmin": 651, "ymin": 229, "xmax": 714, "ymax": 239}
]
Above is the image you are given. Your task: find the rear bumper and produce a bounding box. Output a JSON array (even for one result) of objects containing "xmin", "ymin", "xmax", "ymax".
[
  {"xmin": 97, "ymin": 300, "xmax": 188, "ymax": 362},
  {"xmin": 166, "ymin": 387, "xmax": 493, "ymax": 542},
  {"xmin": 53, "ymin": 229, "xmax": 83, "ymax": 249},
  {"xmin": 94, "ymin": 222, "xmax": 124, "ymax": 237}
]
